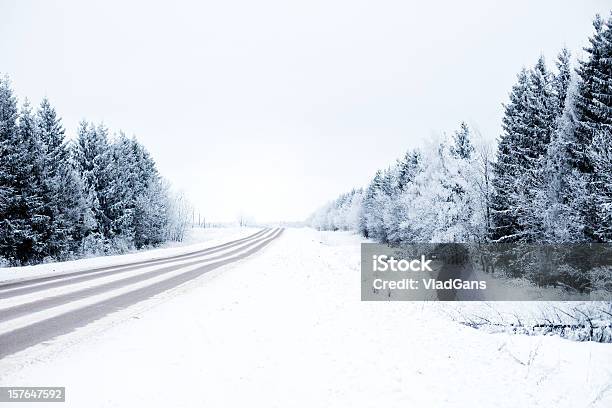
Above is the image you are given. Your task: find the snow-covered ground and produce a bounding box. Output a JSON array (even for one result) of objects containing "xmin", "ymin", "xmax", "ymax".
[
  {"xmin": 1, "ymin": 228, "xmax": 611, "ymax": 407},
  {"xmin": 0, "ymin": 227, "xmax": 258, "ymax": 285}
]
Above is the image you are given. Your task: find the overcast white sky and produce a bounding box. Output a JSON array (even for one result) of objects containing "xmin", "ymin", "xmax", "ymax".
[{"xmin": 1, "ymin": 0, "xmax": 609, "ymax": 222}]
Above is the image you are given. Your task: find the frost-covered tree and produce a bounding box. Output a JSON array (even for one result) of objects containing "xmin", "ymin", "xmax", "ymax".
[
  {"xmin": 403, "ymin": 135, "xmax": 479, "ymax": 242},
  {"xmin": 553, "ymin": 48, "xmax": 572, "ymax": 116},
  {"xmin": 396, "ymin": 149, "xmax": 421, "ymax": 192},
  {"xmin": 489, "ymin": 69, "xmax": 530, "ymax": 242},
  {"xmin": 451, "ymin": 122, "xmax": 474, "ymax": 159},
  {"xmin": 314, "ymin": 123, "xmax": 487, "ymax": 245},
  {"xmin": 123, "ymin": 136, "xmax": 169, "ymax": 248},
  {"xmin": 0, "ymin": 76, "xmax": 190, "ymax": 264},
  {"xmin": 36, "ymin": 98, "xmax": 84, "ymax": 259},
  {"xmin": 309, "ymin": 189, "xmax": 363, "ymax": 232},
  {"xmin": 75, "ymin": 125, "xmax": 171, "ymax": 250},
  {"xmin": 532, "ymin": 72, "xmax": 584, "ymax": 243},
  {"xmin": 573, "ymin": 14, "xmax": 612, "ymax": 173},
  {"xmin": 0, "ymin": 88, "xmax": 47, "ymax": 264},
  {"xmin": 165, "ymin": 188, "xmax": 192, "ymax": 242},
  {"xmin": 360, "ymin": 170, "xmax": 390, "ymax": 241},
  {"xmin": 309, "ymin": 12, "xmax": 612, "ymax": 296},
  {"xmin": 490, "ymin": 57, "xmax": 558, "ymax": 242},
  {"xmin": 589, "ymin": 129, "xmax": 612, "ymax": 241},
  {"xmin": 17, "ymin": 101, "xmax": 46, "ymax": 260},
  {"xmin": 517, "ymin": 57, "xmax": 560, "ymax": 241},
  {"xmin": 0, "ymin": 77, "xmax": 20, "ymax": 262},
  {"xmin": 571, "ymin": 14, "xmax": 612, "ymax": 242}
]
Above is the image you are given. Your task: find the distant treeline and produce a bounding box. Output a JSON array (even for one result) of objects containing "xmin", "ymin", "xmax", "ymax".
[{"xmin": 0, "ymin": 80, "xmax": 191, "ymax": 266}]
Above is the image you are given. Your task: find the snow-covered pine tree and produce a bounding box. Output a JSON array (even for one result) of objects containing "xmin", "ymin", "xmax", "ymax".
[
  {"xmin": 573, "ymin": 14, "xmax": 612, "ymax": 173},
  {"xmin": 451, "ymin": 122, "xmax": 474, "ymax": 160},
  {"xmin": 36, "ymin": 98, "xmax": 84, "ymax": 259},
  {"xmin": 106, "ymin": 134, "xmax": 138, "ymax": 246},
  {"xmin": 490, "ymin": 69, "xmax": 531, "ymax": 242},
  {"xmin": 133, "ymin": 179, "xmax": 169, "ymax": 248},
  {"xmin": 553, "ymin": 48, "xmax": 572, "ymax": 117},
  {"xmin": 490, "ymin": 57, "xmax": 558, "ymax": 243},
  {"xmin": 75, "ymin": 122, "xmax": 114, "ymax": 248},
  {"xmin": 360, "ymin": 170, "xmax": 387, "ymax": 240},
  {"xmin": 16, "ymin": 101, "xmax": 47, "ymax": 261},
  {"xmin": 126, "ymin": 136, "xmax": 169, "ymax": 248},
  {"xmin": 589, "ymin": 129, "xmax": 612, "ymax": 241},
  {"xmin": 0, "ymin": 77, "xmax": 19, "ymax": 263},
  {"xmin": 411, "ymin": 138, "xmax": 474, "ymax": 242},
  {"xmin": 0, "ymin": 78, "xmax": 51, "ymax": 264},
  {"xmin": 516, "ymin": 57, "xmax": 558, "ymax": 241},
  {"xmin": 572, "ymin": 14, "xmax": 612, "ymax": 242},
  {"xmin": 396, "ymin": 149, "xmax": 421, "ymax": 192},
  {"xmin": 532, "ymin": 63, "xmax": 585, "ymax": 243}
]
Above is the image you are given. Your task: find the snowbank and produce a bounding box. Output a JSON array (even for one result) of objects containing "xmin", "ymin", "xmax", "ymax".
[{"xmin": 0, "ymin": 227, "xmax": 258, "ymax": 285}]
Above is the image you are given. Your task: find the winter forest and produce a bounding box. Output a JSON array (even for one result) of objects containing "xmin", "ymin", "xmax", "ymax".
[
  {"xmin": 0, "ymin": 80, "xmax": 191, "ymax": 266},
  {"xmin": 310, "ymin": 14, "xmax": 612, "ymax": 290}
]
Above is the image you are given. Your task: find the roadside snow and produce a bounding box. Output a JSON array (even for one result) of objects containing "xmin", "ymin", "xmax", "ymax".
[
  {"xmin": 1, "ymin": 228, "xmax": 611, "ymax": 407},
  {"xmin": 0, "ymin": 227, "xmax": 258, "ymax": 285}
]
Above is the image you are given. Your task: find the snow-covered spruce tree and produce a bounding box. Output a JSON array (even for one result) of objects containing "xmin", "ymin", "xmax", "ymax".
[
  {"xmin": 396, "ymin": 149, "xmax": 421, "ymax": 193},
  {"xmin": 0, "ymin": 77, "xmax": 20, "ymax": 263},
  {"xmin": 133, "ymin": 180, "xmax": 169, "ymax": 248},
  {"xmin": 532, "ymin": 69, "xmax": 584, "ymax": 243},
  {"xmin": 105, "ymin": 134, "xmax": 136, "ymax": 247},
  {"xmin": 380, "ymin": 149, "xmax": 424, "ymax": 245},
  {"xmin": 75, "ymin": 125, "xmax": 171, "ymax": 251},
  {"xmin": 74, "ymin": 122, "xmax": 115, "ymax": 250},
  {"xmin": 553, "ymin": 48, "xmax": 572, "ymax": 117},
  {"xmin": 17, "ymin": 101, "xmax": 47, "ymax": 261},
  {"xmin": 589, "ymin": 129, "xmax": 612, "ymax": 241},
  {"xmin": 490, "ymin": 57, "xmax": 558, "ymax": 243},
  {"xmin": 104, "ymin": 133, "xmax": 159, "ymax": 249},
  {"xmin": 450, "ymin": 122, "xmax": 474, "ymax": 160},
  {"xmin": 0, "ymin": 84, "xmax": 48, "ymax": 264},
  {"xmin": 36, "ymin": 98, "xmax": 84, "ymax": 260},
  {"xmin": 124, "ymin": 136, "xmax": 169, "ymax": 248},
  {"xmin": 358, "ymin": 170, "xmax": 379, "ymax": 238},
  {"xmin": 489, "ymin": 69, "xmax": 530, "ymax": 242},
  {"xmin": 516, "ymin": 57, "xmax": 560, "ymax": 241},
  {"xmin": 0, "ymin": 78, "xmax": 186, "ymax": 264},
  {"xmin": 571, "ymin": 14, "xmax": 612, "ymax": 242},
  {"xmin": 73, "ymin": 121, "xmax": 104, "ymax": 253},
  {"xmin": 360, "ymin": 169, "xmax": 392, "ymax": 242},
  {"xmin": 402, "ymin": 136, "xmax": 476, "ymax": 242}
]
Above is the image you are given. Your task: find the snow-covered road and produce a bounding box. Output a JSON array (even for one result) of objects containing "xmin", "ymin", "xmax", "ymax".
[
  {"xmin": 1, "ymin": 228, "xmax": 611, "ymax": 407},
  {"xmin": 0, "ymin": 228, "xmax": 282, "ymax": 358}
]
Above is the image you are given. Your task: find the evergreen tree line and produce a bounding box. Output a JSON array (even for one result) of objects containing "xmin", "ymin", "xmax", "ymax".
[
  {"xmin": 0, "ymin": 80, "xmax": 191, "ymax": 266},
  {"xmin": 309, "ymin": 14, "xmax": 612, "ymax": 278}
]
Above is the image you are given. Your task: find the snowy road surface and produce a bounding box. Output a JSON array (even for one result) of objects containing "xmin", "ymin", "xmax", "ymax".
[
  {"xmin": 0, "ymin": 228, "xmax": 282, "ymax": 358},
  {"xmin": 1, "ymin": 228, "xmax": 611, "ymax": 407}
]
